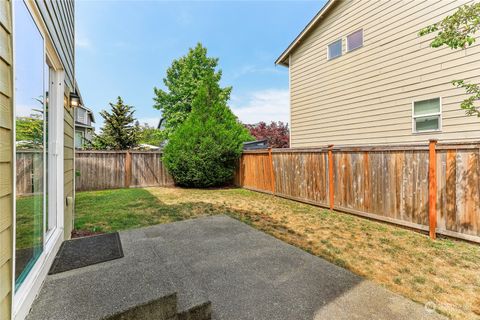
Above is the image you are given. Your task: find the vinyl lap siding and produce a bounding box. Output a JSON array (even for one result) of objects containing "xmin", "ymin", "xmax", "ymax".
[
  {"xmin": 289, "ymin": 0, "xmax": 480, "ymax": 147},
  {"xmin": 64, "ymin": 97, "xmax": 74, "ymax": 239},
  {"xmin": 0, "ymin": 1, "xmax": 13, "ymax": 318},
  {"xmin": 36, "ymin": 0, "xmax": 75, "ymax": 88}
]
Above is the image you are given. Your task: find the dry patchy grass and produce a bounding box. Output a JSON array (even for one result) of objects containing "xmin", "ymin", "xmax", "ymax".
[{"xmin": 76, "ymin": 187, "xmax": 480, "ymax": 319}]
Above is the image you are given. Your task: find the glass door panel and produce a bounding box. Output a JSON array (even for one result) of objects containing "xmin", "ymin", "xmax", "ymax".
[{"xmin": 14, "ymin": 1, "xmax": 45, "ymax": 289}]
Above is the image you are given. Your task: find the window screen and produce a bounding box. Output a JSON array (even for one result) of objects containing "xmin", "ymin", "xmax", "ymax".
[
  {"xmin": 328, "ymin": 39, "xmax": 342, "ymax": 60},
  {"xmin": 347, "ymin": 29, "xmax": 363, "ymax": 52},
  {"xmin": 413, "ymin": 98, "xmax": 441, "ymax": 132}
]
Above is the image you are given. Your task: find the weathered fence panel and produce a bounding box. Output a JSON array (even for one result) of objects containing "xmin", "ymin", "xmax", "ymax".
[
  {"xmin": 16, "ymin": 150, "xmax": 42, "ymax": 196},
  {"xmin": 130, "ymin": 151, "xmax": 174, "ymax": 187},
  {"xmin": 75, "ymin": 151, "xmax": 126, "ymax": 191},
  {"xmin": 436, "ymin": 145, "xmax": 480, "ymax": 240},
  {"xmin": 74, "ymin": 151, "xmax": 173, "ymax": 191},
  {"xmin": 237, "ymin": 151, "xmax": 274, "ymax": 193},
  {"xmin": 333, "ymin": 150, "xmax": 430, "ymax": 229},
  {"xmin": 273, "ymin": 150, "xmax": 329, "ymax": 206},
  {"xmin": 235, "ymin": 142, "xmax": 480, "ymax": 243}
]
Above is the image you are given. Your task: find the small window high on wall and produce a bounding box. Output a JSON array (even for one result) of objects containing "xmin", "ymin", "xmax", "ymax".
[
  {"xmin": 412, "ymin": 98, "xmax": 442, "ymax": 133},
  {"xmin": 346, "ymin": 29, "xmax": 363, "ymax": 52},
  {"xmin": 327, "ymin": 39, "xmax": 342, "ymax": 60}
]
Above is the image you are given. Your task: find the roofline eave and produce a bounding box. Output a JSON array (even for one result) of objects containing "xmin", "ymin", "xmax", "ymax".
[{"xmin": 274, "ymin": 0, "xmax": 337, "ymax": 67}]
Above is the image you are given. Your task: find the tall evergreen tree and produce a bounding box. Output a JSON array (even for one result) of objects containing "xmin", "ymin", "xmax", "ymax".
[
  {"xmin": 162, "ymin": 75, "xmax": 252, "ymax": 187},
  {"xmin": 94, "ymin": 96, "xmax": 139, "ymax": 150},
  {"xmin": 153, "ymin": 43, "xmax": 231, "ymax": 138},
  {"xmin": 419, "ymin": 3, "xmax": 480, "ymax": 116}
]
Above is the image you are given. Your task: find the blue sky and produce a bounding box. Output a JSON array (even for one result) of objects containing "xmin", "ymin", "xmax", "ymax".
[{"xmin": 76, "ymin": 0, "xmax": 325, "ymax": 129}]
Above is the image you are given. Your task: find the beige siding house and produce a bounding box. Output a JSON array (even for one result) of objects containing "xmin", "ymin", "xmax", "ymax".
[
  {"xmin": 276, "ymin": 0, "xmax": 480, "ymax": 147},
  {"xmin": 0, "ymin": 0, "xmax": 80, "ymax": 319}
]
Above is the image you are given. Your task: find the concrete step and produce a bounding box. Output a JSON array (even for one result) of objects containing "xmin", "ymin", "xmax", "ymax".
[
  {"xmin": 102, "ymin": 293, "xmax": 211, "ymax": 320},
  {"xmin": 103, "ymin": 293, "xmax": 178, "ymax": 320},
  {"xmin": 146, "ymin": 233, "xmax": 213, "ymax": 319},
  {"xmin": 177, "ymin": 301, "xmax": 212, "ymax": 320}
]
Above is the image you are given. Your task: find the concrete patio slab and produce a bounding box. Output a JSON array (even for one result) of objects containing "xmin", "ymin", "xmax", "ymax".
[{"xmin": 27, "ymin": 215, "xmax": 445, "ymax": 320}]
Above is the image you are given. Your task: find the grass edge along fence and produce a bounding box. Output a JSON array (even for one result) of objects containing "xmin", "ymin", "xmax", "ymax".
[
  {"xmin": 234, "ymin": 140, "xmax": 480, "ymax": 244},
  {"xmin": 74, "ymin": 150, "xmax": 174, "ymax": 191}
]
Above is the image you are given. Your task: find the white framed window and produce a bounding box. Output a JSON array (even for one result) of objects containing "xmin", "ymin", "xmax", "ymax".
[
  {"xmin": 412, "ymin": 98, "xmax": 442, "ymax": 133},
  {"xmin": 76, "ymin": 107, "xmax": 86, "ymax": 123},
  {"xmin": 75, "ymin": 131, "xmax": 84, "ymax": 148},
  {"xmin": 346, "ymin": 29, "xmax": 363, "ymax": 52},
  {"xmin": 327, "ymin": 39, "xmax": 342, "ymax": 60}
]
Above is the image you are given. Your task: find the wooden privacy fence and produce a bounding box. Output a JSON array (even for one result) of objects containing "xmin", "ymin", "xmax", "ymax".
[
  {"xmin": 16, "ymin": 150, "xmax": 43, "ymax": 196},
  {"xmin": 75, "ymin": 151, "xmax": 173, "ymax": 191},
  {"xmin": 235, "ymin": 140, "xmax": 480, "ymax": 243}
]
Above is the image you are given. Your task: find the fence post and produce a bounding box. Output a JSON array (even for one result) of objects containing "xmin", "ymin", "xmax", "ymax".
[
  {"xmin": 328, "ymin": 144, "xmax": 334, "ymax": 210},
  {"xmin": 125, "ymin": 150, "xmax": 132, "ymax": 188},
  {"xmin": 239, "ymin": 154, "xmax": 244, "ymax": 187},
  {"xmin": 268, "ymin": 148, "xmax": 275, "ymax": 194},
  {"xmin": 428, "ymin": 139, "xmax": 437, "ymax": 240}
]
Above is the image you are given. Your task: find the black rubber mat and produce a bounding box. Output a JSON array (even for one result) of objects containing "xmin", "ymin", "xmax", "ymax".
[{"xmin": 49, "ymin": 232, "xmax": 124, "ymax": 275}]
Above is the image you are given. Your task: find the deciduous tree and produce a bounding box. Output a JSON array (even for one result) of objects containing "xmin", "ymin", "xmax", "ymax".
[
  {"xmin": 153, "ymin": 43, "xmax": 231, "ymax": 138},
  {"xmin": 245, "ymin": 121, "xmax": 290, "ymax": 148},
  {"xmin": 419, "ymin": 3, "xmax": 480, "ymax": 116},
  {"xmin": 137, "ymin": 123, "xmax": 164, "ymax": 147}
]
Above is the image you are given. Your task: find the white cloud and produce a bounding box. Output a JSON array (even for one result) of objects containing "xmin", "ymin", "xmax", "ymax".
[
  {"xmin": 231, "ymin": 89, "xmax": 289, "ymax": 124},
  {"xmin": 232, "ymin": 65, "xmax": 284, "ymax": 79},
  {"xmin": 76, "ymin": 33, "xmax": 92, "ymax": 50},
  {"xmin": 137, "ymin": 117, "xmax": 161, "ymax": 128},
  {"xmin": 15, "ymin": 104, "xmax": 43, "ymax": 117}
]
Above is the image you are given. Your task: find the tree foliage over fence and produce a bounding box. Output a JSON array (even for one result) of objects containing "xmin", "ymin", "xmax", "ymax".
[
  {"xmin": 136, "ymin": 123, "xmax": 164, "ymax": 147},
  {"xmin": 245, "ymin": 121, "xmax": 290, "ymax": 148},
  {"xmin": 419, "ymin": 2, "xmax": 480, "ymax": 116}
]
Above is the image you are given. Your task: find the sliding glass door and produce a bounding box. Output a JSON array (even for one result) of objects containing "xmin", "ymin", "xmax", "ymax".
[{"xmin": 14, "ymin": 1, "xmax": 46, "ymax": 289}]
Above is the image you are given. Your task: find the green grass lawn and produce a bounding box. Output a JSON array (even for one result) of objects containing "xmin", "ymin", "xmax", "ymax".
[
  {"xmin": 74, "ymin": 187, "xmax": 480, "ymax": 320},
  {"xmin": 15, "ymin": 195, "xmax": 43, "ymax": 249}
]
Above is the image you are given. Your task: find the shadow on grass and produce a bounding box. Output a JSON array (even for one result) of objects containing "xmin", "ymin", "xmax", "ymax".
[{"xmin": 74, "ymin": 187, "xmax": 313, "ymax": 259}]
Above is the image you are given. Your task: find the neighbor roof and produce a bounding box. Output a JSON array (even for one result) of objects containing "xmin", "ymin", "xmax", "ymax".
[{"xmin": 275, "ymin": 0, "xmax": 337, "ymax": 67}]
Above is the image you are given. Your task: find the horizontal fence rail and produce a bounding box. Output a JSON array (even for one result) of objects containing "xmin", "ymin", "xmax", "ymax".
[
  {"xmin": 75, "ymin": 151, "xmax": 174, "ymax": 191},
  {"xmin": 235, "ymin": 141, "xmax": 480, "ymax": 244}
]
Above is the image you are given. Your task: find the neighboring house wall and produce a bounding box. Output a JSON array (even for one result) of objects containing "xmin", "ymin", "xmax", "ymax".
[
  {"xmin": 286, "ymin": 0, "xmax": 480, "ymax": 147},
  {"xmin": 75, "ymin": 126, "xmax": 93, "ymax": 148},
  {"xmin": 74, "ymin": 107, "xmax": 95, "ymax": 149},
  {"xmin": 0, "ymin": 1, "xmax": 13, "ymax": 318},
  {"xmin": 75, "ymin": 129, "xmax": 84, "ymax": 149},
  {"xmin": 75, "ymin": 107, "xmax": 91, "ymax": 126}
]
